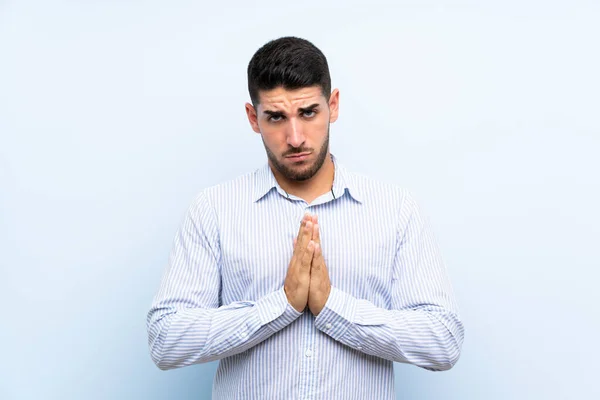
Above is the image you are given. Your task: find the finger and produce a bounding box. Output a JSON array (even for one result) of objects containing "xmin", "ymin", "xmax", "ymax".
[
  {"xmin": 295, "ymin": 220, "xmax": 312, "ymax": 257},
  {"xmin": 301, "ymin": 240, "xmax": 315, "ymax": 271},
  {"xmin": 293, "ymin": 217, "xmax": 311, "ymax": 255},
  {"xmin": 302, "ymin": 211, "xmax": 312, "ymax": 228},
  {"xmin": 297, "ymin": 212, "xmax": 312, "ymax": 236},
  {"xmin": 294, "ymin": 218, "xmax": 305, "ymax": 240},
  {"xmin": 296, "ymin": 215, "xmax": 308, "ymax": 237},
  {"xmin": 312, "ymin": 243, "xmax": 324, "ymax": 275},
  {"xmin": 313, "ymin": 220, "xmax": 321, "ymax": 245},
  {"xmin": 302, "ymin": 220, "xmax": 313, "ymax": 245},
  {"xmin": 292, "ymin": 220, "xmax": 304, "ymax": 256}
]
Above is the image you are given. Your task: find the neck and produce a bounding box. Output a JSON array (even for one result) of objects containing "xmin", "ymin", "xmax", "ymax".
[{"xmin": 270, "ymin": 153, "xmax": 335, "ymax": 204}]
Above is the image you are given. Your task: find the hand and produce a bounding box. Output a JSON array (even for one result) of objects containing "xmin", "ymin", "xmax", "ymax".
[
  {"xmin": 284, "ymin": 213, "xmax": 315, "ymax": 312},
  {"xmin": 307, "ymin": 215, "xmax": 331, "ymax": 316}
]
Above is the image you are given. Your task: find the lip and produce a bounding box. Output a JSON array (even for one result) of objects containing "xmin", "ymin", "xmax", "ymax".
[{"xmin": 285, "ymin": 152, "xmax": 311, "ymax": 161}]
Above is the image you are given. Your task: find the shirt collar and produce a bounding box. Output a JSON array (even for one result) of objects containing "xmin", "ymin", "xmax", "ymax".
[{"xmin": 252, "ymin": 153, "xmax": 363, "ymax": 203}]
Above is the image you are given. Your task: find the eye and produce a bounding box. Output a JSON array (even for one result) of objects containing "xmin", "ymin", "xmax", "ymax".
[
  {"xmin": 303, "ymin": 110, "xmax": 317, "ymax": 118},
  {"xmin": 268, "ymin": 115, "xmax": 284, "ymax": 122}
]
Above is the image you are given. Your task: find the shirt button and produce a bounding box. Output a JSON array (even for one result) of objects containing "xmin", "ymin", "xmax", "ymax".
[
  {"xmin": 305, "ymin": 349, "xmax": 313, "ymax": 357},
  {"xmin": 241, "ymin": 331, "xmax": 247, "ymax": 338},
  {"xmin": 325, "ymin": 323, "xmax": 332, "ymax": 330},
  {"xmin": 356, "ymin": 345, "xmax": 362, "ymax": 351}
]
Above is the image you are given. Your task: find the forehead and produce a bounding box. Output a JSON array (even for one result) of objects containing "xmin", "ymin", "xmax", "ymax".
[{"xmin": 257, "ymin": 86, "xmax": 326, "ymax": 112}]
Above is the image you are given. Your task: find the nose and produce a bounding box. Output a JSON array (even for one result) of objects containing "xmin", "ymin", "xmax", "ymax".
[{"xmin": 286, "ymin": 117, "xmax": 305, "ymax": 148}]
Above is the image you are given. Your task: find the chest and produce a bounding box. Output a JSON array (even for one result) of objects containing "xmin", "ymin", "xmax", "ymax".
[{"xmin": 218, "ymin": 200, "xmax": 398, "ymax": 307}]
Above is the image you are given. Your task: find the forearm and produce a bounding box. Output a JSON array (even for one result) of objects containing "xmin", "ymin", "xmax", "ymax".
[
  {"xmin": 147, "ymin": 287, "xmax": 302, "ymax": 370},
  {"xmin": 314, "ymin": 286, "xmax": 464, "ymax": 371}
]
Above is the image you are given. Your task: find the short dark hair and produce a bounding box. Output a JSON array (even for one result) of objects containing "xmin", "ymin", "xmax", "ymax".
[{"xmin": 247, "ymin": 36, "xmax": 331, "ymax": 106}]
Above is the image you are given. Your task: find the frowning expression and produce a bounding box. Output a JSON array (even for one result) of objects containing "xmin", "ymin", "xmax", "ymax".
[{"xmin": 246, "ymin": 85, "xmax": 339, "ymax": 181}]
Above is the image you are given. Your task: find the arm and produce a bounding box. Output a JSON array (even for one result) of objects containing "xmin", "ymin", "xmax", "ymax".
[
  {"xmin": 314, "ymin": 192, "xmax": 464, "ymax": 371},
  {"xmin": 146, "ymin": 192, "xmax": 302, "ymax": 370}
]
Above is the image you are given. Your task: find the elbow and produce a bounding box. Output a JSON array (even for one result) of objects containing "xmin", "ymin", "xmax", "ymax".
[
  {"xmin": 392, "ymin": 337, "xmax": 462, "ymax": 371},
  {"xmin": 150, "ymin": 345, "xmax": 177, "ymax": 371},
  {"xmin": 147, "ymin": 321, "xmax": 215, "ymax": 370},
  {"xmin": 154, "ymin": 359, "xmax": 178, "ymax": 372},
  {"xmin": 445, "ymin": 338, "xmax": 463, "ymax": 370},
  {"xmin": 148, "ymin": 332, "xmax": 175, "ymax": 371},
  {"xmin": 147, "ymin": 312, "xmax": 180, "ymax": 371},
  {"xmin": 411, "ymin": 344, "xmax": 461, "ymax": 372},
  {"xmin": 422, "ymin": 329, "xmax": 464, "ymax": 372},
  {"xmin": 151, "ymin": 348, "xmax": 217, "ymax": 370},
  {"xmin": 152, "ymin": 356, "xmax": 170, "ymax": 371},
  {"xmin": 424, "ymin": 312, "xmax": 465, "ymax": 371},
  {"xmin": 426, "ymin": 344, "xmax": 461, "ymax": 371}
]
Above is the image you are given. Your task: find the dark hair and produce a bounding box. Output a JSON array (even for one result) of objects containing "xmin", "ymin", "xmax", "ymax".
[{"xmin": 247, "ymin": 36, "xmax": 331, "ymax": 106}]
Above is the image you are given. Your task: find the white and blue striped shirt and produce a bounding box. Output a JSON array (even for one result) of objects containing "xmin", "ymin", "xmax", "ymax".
[{"xmin": 147, "ymin": 154, "xmax": 464, "ymax": 399}]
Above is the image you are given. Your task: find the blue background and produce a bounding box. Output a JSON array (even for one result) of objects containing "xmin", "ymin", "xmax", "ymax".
[{"xmin": 1, "ymin": 1, "xmax": 599, "ymax": 399}]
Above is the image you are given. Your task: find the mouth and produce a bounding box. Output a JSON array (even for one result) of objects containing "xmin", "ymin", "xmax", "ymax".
[{"xmin": 285, "ymin": 152, "xmax": 311, "ymax": 162}]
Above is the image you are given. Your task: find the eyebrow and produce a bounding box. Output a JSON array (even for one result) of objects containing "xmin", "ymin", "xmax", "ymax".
[{"xmin": 263, "ymin": 103, "xmax": 320, "ymax": 116}]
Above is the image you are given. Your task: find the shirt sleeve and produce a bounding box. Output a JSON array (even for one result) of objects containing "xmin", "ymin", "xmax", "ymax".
[
  {"xmin": 314, "ymin": 191, "xmax": 465, "ymax": 371},
  {"xmin": 146, "ymin": 191, "xmax": 302, "ymax": 370}
]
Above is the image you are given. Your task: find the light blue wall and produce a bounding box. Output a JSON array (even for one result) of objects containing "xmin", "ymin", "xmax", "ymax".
[{"xmin": 1, "ymin": 1, "xmax": 599, "ymax": 399}]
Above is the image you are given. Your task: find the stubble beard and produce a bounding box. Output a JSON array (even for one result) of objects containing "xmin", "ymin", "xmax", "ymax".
[{"xmin": 263, "ymin": 126, "xmax": 330, "ymax": 182}]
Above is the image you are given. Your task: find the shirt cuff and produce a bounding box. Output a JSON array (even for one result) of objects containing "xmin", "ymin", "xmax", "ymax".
[
  {"xmin": 255, "ymin": 286, "xmax": 303, "ymax": 332},
  {"xmin": 314, "ymin": 286, "xmax": 390, "ymax": 350},
  {"xmin": 313, "ymin": 286, "xmax": 357, "ymax": 342}
]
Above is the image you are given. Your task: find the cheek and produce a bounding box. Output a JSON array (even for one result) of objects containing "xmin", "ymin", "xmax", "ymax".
[
  {"xmin": 259, "ymin": 125, "xmax": 287, "ymax": 146},
  {"xmin": 315, "ymin": 113, "xmax": 330, "ymax": 127},
  {"xmin": 305, "ymin": 118, "xmax": 329, "ymax": 137},
  {"xmin": 257, "ymin": 119, "xmax": 276, "ymax": 136}
]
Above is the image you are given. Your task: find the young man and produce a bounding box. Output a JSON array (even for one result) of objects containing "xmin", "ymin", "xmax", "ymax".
[{"xmin": 147, "ymin": 36, "xmax": 464, "ymax": 399}]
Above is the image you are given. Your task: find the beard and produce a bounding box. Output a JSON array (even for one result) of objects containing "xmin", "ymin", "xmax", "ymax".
[{"xmin": 262, "ymin": 125, "xmax": 330, "ymax": 182}]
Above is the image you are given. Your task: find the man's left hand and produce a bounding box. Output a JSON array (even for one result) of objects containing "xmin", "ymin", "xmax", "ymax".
[{"xmin": 307, "ymin": 214, "xmax": 331, "ymax": 316}]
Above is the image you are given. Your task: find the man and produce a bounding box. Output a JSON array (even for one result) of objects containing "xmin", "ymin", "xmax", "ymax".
[{"xmin": 147, "ymin": 36, "xmax": 464, "ymax": 399}]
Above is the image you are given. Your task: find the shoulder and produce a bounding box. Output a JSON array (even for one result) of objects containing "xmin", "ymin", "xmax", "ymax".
[
  {"xmin": 195, "ymin": 168, "xmax": 257, "ymax": 204},
  {"xmin": 345, "ymin": 167, "xmax": 416, "ymax": 210},
  {"xmin": 186, "ymin": 168, "xmax": 260, "ymax": 221}
]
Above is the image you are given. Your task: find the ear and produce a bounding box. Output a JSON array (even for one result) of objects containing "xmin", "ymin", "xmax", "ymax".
[
  {"xmin": 328, "ymin": 89, "xmax": 340, "ymax": 123},
  {"xmin": 245, "ymin": 102, "xmax": 261, "ymax": 133}
]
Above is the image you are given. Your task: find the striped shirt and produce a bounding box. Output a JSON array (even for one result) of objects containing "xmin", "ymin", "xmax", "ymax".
[{"xmin": 146, "ymin": 154, "xmax": 464, "ymax": 399}]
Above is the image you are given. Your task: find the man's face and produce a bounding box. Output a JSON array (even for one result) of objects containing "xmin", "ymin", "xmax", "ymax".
[{"xmin": 246, "ymin": 86, "xmax": 339, "ymax": 181}]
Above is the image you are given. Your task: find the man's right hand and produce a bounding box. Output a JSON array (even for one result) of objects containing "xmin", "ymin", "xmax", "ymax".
[{"xmin": 284, "ymin": 213, "xmax": 315, "ymax": 313}]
